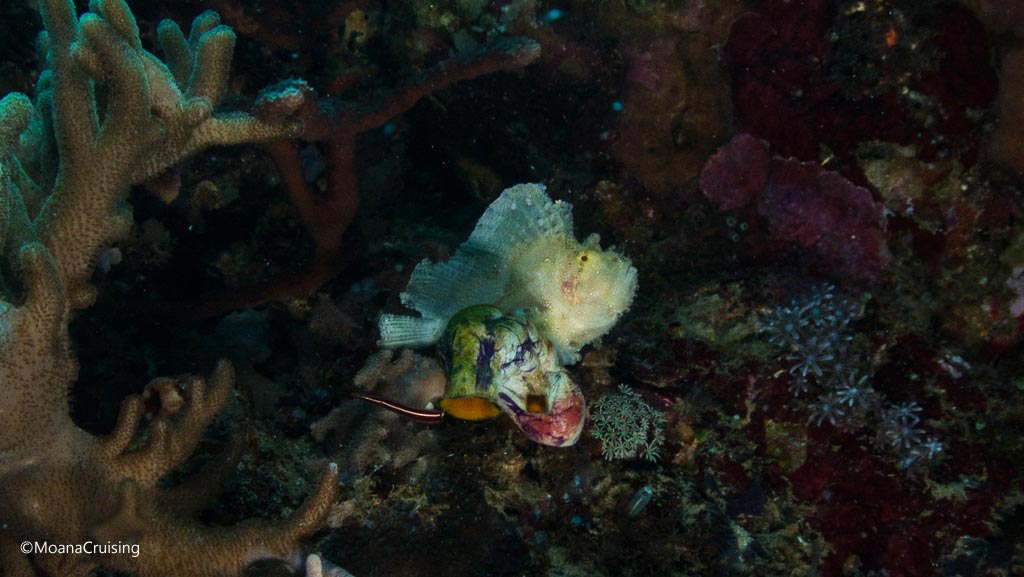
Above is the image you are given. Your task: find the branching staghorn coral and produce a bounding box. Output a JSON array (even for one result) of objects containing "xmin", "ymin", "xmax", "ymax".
[{"xmin": 0, "ymin": 1, "xmax": 340, "ymax": 575}]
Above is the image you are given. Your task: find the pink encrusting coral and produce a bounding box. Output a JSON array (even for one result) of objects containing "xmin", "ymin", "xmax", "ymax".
[
  {"xmin": 697, "ymin": 132, "xmax": 771, "ymax": 211},
  {"xmin": 701, "ymin": 134, "xmax": 888, "ymax": 284}
]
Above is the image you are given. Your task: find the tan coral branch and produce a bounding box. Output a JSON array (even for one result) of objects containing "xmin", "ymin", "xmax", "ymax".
[{"xmin": 1, "ymin": 1, "xmax": 347, "ymax": 575}]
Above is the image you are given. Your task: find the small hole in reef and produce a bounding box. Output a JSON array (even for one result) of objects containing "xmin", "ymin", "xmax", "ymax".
[{"xmin": 243, "ymin": 558, "xmax": 293, "ymax": 577}]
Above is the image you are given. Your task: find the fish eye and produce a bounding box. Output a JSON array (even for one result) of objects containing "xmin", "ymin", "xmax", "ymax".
[{"xmin": 579, "ymin": 253, "xmax": 588, "ymax": 262}]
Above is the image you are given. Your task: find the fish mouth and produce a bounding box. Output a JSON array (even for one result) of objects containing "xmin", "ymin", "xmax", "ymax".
[{"xmin": 438, "ymin": 395, "xmax": 502, "ymax": 421}]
